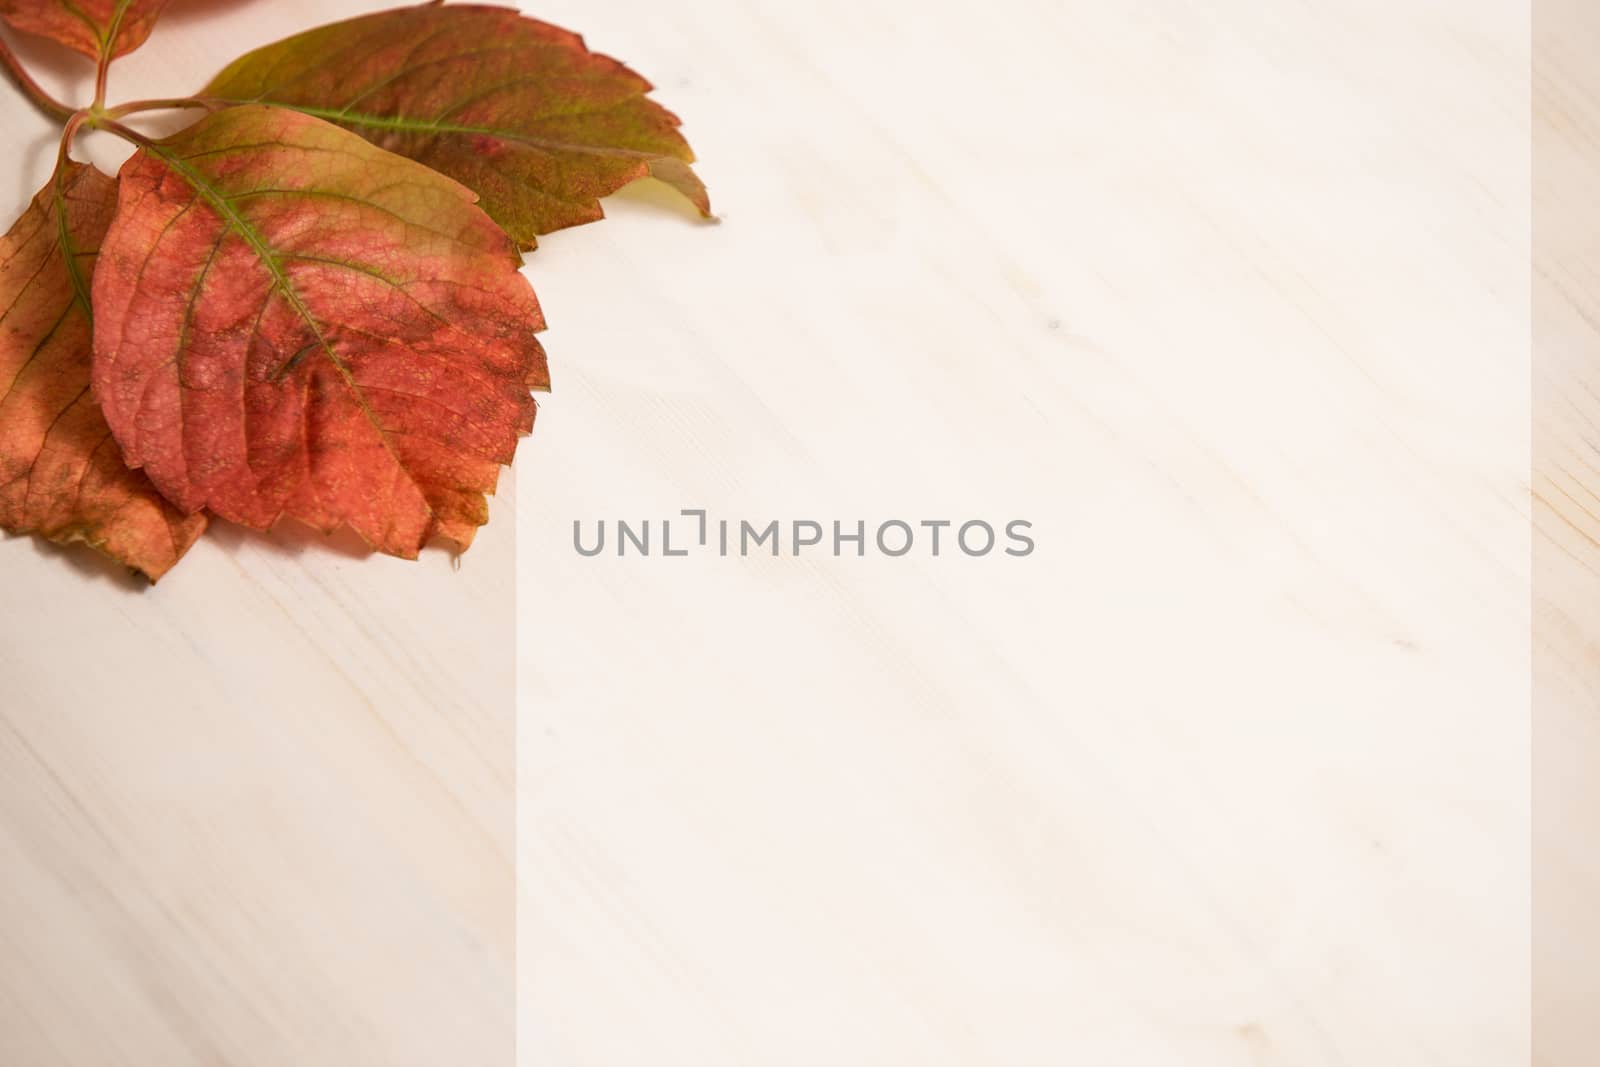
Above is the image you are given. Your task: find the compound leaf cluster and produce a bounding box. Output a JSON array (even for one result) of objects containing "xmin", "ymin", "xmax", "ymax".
[{"xmin": 0, "ymin": 1, "xmax": 707, "ymax": 580}]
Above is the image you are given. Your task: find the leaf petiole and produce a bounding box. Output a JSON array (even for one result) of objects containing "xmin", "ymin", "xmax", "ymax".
[
  {"xmin": 92, "ymin": 2, "xmax": 129, "ymax": 109},
  {"xmin": 0, "ymin": 30, "xmax": 74, "ymax": 121},
  {"xmin": 55, "ymin": 110, "xmax": 89, "ymax": 170},
  {"xmin": 94, "ymin": 116, "xmax": 153, "ymax": 151},
  {"xmin": 102, "ymin": 96, "xmax": 221, "ymax": 121}
]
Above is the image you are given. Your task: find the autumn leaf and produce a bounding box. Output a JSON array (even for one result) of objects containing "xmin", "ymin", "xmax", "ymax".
[
  {"xmin": 0, "ymin": 0, "xmax": 711, "ymax": 581},
  {"xmin": 0, "ymin": 162, "xmax": 205, "ymax": 581},
  {"xmin": 0, "ymin": 0, "xmax": 171, "ymax": 61},
  {"xmin": 201, "ymin": 3, "xmax": 710, "ymax": 249},
  {"xmin": 92, "ymin": 105, "xmax": 548, "ymax": 559}
]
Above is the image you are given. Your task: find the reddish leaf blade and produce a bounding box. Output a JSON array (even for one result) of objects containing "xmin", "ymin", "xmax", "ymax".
[
  {"xmin": 92, "ymin": 106, "xmax": 548, "ymax": 559},
  {"xmin": 203, "ymin": 3, "xmax": 709, "ymax": 249},
  {"xmin": 0, "ymin": 163, "xmax": 205, "ymax": 581},
  {"xmin": 0, "ymin": 0, "xmax": 170, "ymax": 61}
]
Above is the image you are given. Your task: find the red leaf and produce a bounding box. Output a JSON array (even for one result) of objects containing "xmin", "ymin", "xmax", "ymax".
[
  {"xmin": 203, "ymin": 3, "xmax": 710, "ymax": 249},
  {"xmin": 0, "ymin": 0, "xmax": 171, "ymax": 61},
  {"xmin": 0, "ymin": 162, "xmax": 205, "ymax": 581},
  {"xmin": 92, "ymin": 105, "xmax": 548, "ymax": 559}
]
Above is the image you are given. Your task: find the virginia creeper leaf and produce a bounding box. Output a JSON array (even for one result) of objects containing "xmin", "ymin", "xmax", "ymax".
[
  {"xmin": 0, "ymin": 0, "xmax": 171, "ymax": 61},
  {"xmin": 0, "ymin": 162, "xmax": 205, "ymax": 581},
  {"xmin": 92, "ymin": 105, "xmax": 549, "ymax": 559},
  {"xmin": 201, "ymin": 3, "xmax": 710, "ymax": 249}
]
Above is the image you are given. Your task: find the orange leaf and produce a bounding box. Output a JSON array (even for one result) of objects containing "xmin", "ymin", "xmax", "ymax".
[
  {"xmin": 0, "ymin": 0, "xmax": 171, "ymax": 61},
  {"xmin": 203, "ymin": 3, "xmax": 710, "ymax": 249},
  {"xmin": 92, "ymin": 106, "xmax": 548, "ymax": 559},
  {"xmin": 0, "ymin": 162, "xmax": 205, "ymax": 581}
]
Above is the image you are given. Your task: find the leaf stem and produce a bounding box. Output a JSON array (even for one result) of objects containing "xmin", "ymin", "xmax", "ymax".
[
  {"xmin": 56, "ymin": 111, "xmax": 90, "ymax": 172},
  {"xmin": 104, "ymin": 97, "xmax": 222, "ymax": 120},
  {"xmin": 92, "ymin": 3, "xmax": 130, "ymax": 109},
  {"xmin": 93, "ymin": 61, "xmax": 110, "ymax": 110},
  {"xmin": 0, "ymin": 32, "xmax": 75, "ymax": 122},
  {"xmin": 96, "ymin": 117, "xmax": 152, "ymax": 150}
]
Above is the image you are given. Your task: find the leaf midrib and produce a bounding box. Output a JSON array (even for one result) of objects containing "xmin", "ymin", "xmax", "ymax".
[
  {"xmin": 213, "ymin": 101, "xmax": 664, "ymax": 161},
  {"xmin": 139, "ymin": 142, "xmax": 420, "ymax": 506},
  {"xmin": 54, "ymin": 185, "xmax": 93, "ymax": 317}
]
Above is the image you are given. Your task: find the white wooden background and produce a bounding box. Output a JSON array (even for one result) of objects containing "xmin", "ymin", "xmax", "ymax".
[
  {"xmin": 0, "ymin": 0, "xmax": 1587, "ymax": 1065},
  {"xmin": 0, "ymin": 3, "xmax": 517, "ymax": 1065},
  {"xmin": 1533, "ymin": 0, "xmax": 1600, "ymax": 1062}
]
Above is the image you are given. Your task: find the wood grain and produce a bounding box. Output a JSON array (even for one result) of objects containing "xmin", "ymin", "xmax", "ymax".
[
  {"xmin": 0, "ymin": 4, "xmax": 516, "ymax": 1065},
  {"xmin": 1535, "ymin": 1, "xmax": 1600, "ymax": 1063},
  {"xmin": 0, "ymin": 0, "xmax": 1576, "ymax": 1065},
  {"xmin": 516, "ymin": 0, "xmax": 1537, "ymax": 1064}
]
